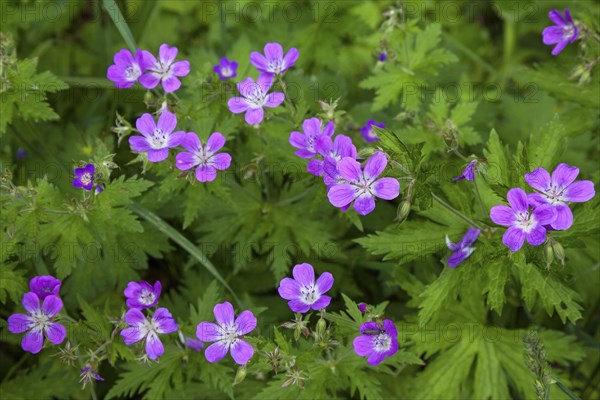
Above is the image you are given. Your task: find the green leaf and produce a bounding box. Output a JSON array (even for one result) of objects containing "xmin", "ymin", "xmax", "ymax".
[
  {"xmin": 482, "ymin": 260, "xmax": 511, "ymax": 315},
  {"xmin": 528, "ymin": 115, "xmax": 567, "ymax": 171}
]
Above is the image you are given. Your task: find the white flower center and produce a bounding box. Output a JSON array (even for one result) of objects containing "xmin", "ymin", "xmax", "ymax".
[
  {"xmin": 80, "ymin": 173, "xmax": 92, "ymax": 185},
  {"xmin": 544, "ymin": 185, "xmax": 566, "ymax": 205},
  {"xmin": 125, "ymin": 64, "xmax": 141, "ymax": 81},
  {"xmin": 149, "ymin": 129, "xmax": 168, "ymax": 149},
  {"xmin": 372, "ymin": 331, "xmax": 392, "ymax": 352},
  {"xmin": 563, "ymin": 24, "xmax": 575, "ymax": 38},
  {"xmin": 268, "ymin": 58, "xmax": 285, "ymax": 74},
  {"xmin": 193, "ymin": 146, "xmax": 214, "ymax": 166},
  {"xmin": 139, "ymin": 289, "xmax": 156, "ymax": 306},
  {"xmin": 367, "ymin": 128, "xmax": 377, "ymax": 139},
  {"xmin": 299, "ymin": 283, "xmax": 320, "ymax": 305},
  {"xmin": 244, "ymin": 85, "xmax": 267, "ymax": 109},
  {"xmin": 219, "ymin": 324, "xmax": 239, "ymax": 347},
  {"xmin": 31, "ymin": 310, "xmax": 50, "ymax": 332},
  {"xmin": 516, "ymin": 211, "xmax": 537, "ymax": 233},
  {"xmin": 139, "ymin": 318, "xmax": 159, "ymax": 337},
  {"xmin": 221, "ymin": 67, "xmax": 233, "ymax": 77}
]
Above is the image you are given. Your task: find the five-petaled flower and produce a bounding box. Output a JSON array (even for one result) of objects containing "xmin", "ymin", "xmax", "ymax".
[
  {"xmin": 73, "ymin": 164, "xmax": 95, "ymax": 191},
  {"xmin": 139, "ymin": 44, "xmax": 190, "ymax": 92},
  {"xmin": 328, "ymin": 152, "xmax": 400, "ymax": 215},
  {"xmin": 8, "ymin": 292, "xmax": 66, "ymax": 354},
  {"xmin": 490, "ymin": 188, "xmax": 557, "ymax": 252},
  {"xmin": 213, "ymin": 57, "xmax": 238, "ymax": 80},
  {"xmin": 453, "ymin": 160, "xmax": 476, "ymax": 181},
  {"xmin": 196, "ymin": 302, "xmax": 256, "ymax": 365},
  {"xmin": 175, "ymin": 132, "xmax": 232, "ymax": 182},
  {"xmin": 446, "ymin": 228, "xmax": 481, "ymax": 267},
  {"xmin": 107, "ymin": 49, "xmax": 147, "ymax": 88},
  {"xmin": 353, "ymin": 320, "xmax": 398, "ymax": 366},
  {"xmin": 124, "ymin": 280, "xmax": 162, "ymax": 309},
  {"xmin": 121, "ymin": 308, "xmax": 178, "ymax": 360},
  {"xmin": 228, "ymin": 73, "xmax": 285, "ymax": 125},
  {"xmin": 250, "ymin": 42, "xmax": 299, "ymax": 75},
  {"xmin": 308, "ymin": 134, "xmax": 357, "ymax": 177},
  {"xmin": 29, "ymin": 275, "xmax": 61, "ymax": 300},
  {"xmin": 278, "ymin": 263, "xmax": 334, "ymax": 313},
  {"xmin": 525, "ymin": 163, "xmax": 595, "ymax": 230},
  {"xmin": 360, "ymin": 119, "xmax": 385, "ymax": 143},
  {"xmin": 129, "ymin": 111, "xmax": 185, "ymax": 162},
  {"xmin": 542, "ymin": 9, "xmax": 578, "ymax": 56},
  {"xmin": 289, "ymin": 117, "xmax": 335, "ymax": 160}
]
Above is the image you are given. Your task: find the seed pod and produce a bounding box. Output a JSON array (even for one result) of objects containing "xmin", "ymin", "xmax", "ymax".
[
  {"xmin": 551, "ymin": 241, "xmax": 565, "ymax": 265},
  {"xmin": 233, "ymin": 366, "xmax": 247, "ymax": 385}
]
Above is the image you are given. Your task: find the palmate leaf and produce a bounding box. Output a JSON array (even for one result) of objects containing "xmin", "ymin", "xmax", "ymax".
[
  {"xmin": 528, "ymin": 115, "xmax": 567, "ymax": 171},
  {"xmin": 0, "ymin": 263, "xmax": 27, "ymax": 303}
]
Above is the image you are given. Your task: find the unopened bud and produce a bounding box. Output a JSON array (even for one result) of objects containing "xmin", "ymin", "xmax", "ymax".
[
  {"xmin": 551, "ymin": 241, "xmax": 565, "ymax": 265},
  {"xmin": 396, "ymin": 200, "xmax": 411, "ymax": 222},
  {"xmin": 233, "ymin": 366, "xmax": 247, "ymax": 385},
  {"xmin": 543, "ymin": 242, "xmax": 554, "ymax": 268},
  {"xmin": 316, "ymin": 318, "xmax": 326, "ymax": 336},
  {"xmin": 144, "ymin": 90, "xmax": 154, "ymax": 104}
]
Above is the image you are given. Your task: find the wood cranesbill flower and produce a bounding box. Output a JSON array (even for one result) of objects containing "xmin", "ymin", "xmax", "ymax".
[
  {"xmin": 542, "ymin": 9, "xmax": 578, "ymax": 56},
  {"xmin": 353, "ymin": 320, "xmax": 398, "ymax": 366},
  {"xmin": 124, "ymin": 280, "xmax": 161, "ymax": 309},
  {"xmin": 525, "ymin": 163, "xmax": 595, "ymax": 230},
  {"xmin": 446, "ymin": 228, "xmax": 480, "ymax": 267},
  {"xmin": 307, "ymin": 134, "xmax": 356, "ymax": 177},
  {"xmin": 360, "ymin": 119, "xmax": 385, "ymax": 142},
  {"xmin": 453, "ymin": 160, "xmax": 476, "ymax": 181},
  {"xmin": 490, "ymin": 188, "xmax": 557, "ymax": 252},
  {"xmin": 139, "ymin": 44, "xmax": 190, "ymax": 92},
  {"xmin": 106, "ymin": 49, "xmax": 148, "ymax": 88},
  {"xmin": 250, "ymin": 42, "xmax": 299, "ymax": 75},
  {"xmin": 120, "ymin": 308, "xmax": 178, "ymax": 360},
  {"xmin": 278, "ymin": 263, "xmax": 334, "ymax": 313},
  {"xmin": 328, "ymin": 152, "xmax": 400, "ymax": 215},
  {"xmin": 29, "ymin": 275, "xmax": 61, "ymax": 300},
  {"xmin": 213, "ymin": 57, "xmax": 238, "ymax": 80},
  {"xmin": 8, "ymin": 292, "xmax": 66, "ymax": 354},
  {"xmin": 72, "ymin": 164, "xmax": 95, "ymax": 191},
  {"xmin": 289, "ymin": 117, "xmax": 335, "ymax": 159},
  {"xmin": 129, "ymin": 111, "xmax": 185, "ymax": 162},
  {"xmin": 80, "ymin": 365, "xmax": 104, "ymax": 385},
  {"xmin": 227, "ymin": 73, "xmax": 285, "ymax": 125},
  {"xmin": 196, "ymin": 302, "xmax": 257, "ymax": 365},
  {"xmin": 175, "ymin": 132, "xmax": 232, "ymax": 182}
]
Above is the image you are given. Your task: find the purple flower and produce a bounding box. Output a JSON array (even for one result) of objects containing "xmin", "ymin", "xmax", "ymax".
[
  {"xmin": 328, "ymin": 152, "xmax": 400, "ymax": 215},
  {"xmin": 107, "ymin": 49, "xmax": 147, "ymax": 88},
  {"xmin": 139, "ymin": 44, "xmax": 190, "ymax": 92},
  {"xmin": 94, "ymin": 183, "xmax": 106, "ymax": 195},
  {"xmin": 29, "ymin": 275, "xmax": 61, "ymax": 300},
  {"xmin": 250, "ymin": 42, "xmax": 299, "ymax": 75},
  {"xmin": 445, "ymin": 228, "xmax": 480, "ymax": 267},
  {"xmin": 542, "ymin": 9, "xmax": 578, "ymax": 56},
  {"xmin": 277, "ymin": 263, "xmax": 334, "ymax": 313},
  {"xmin": 358, "ymin": 303, "xmax": 367, "ymax": 313},
  {"xmin": 453, "ymin": 160, "xmax": 476, "ymax": 181},
  {"xmin": 307, "ymin": 134, "xmax": 356, "ymax": 177},
  {"xmin": 378, "ymin": 51, "xmax": 387, "ymax": 62},
  {"xmin": 73, "ymin": 164, "xmax": 95, "ymax": 191},
  {"xmin": 360, "ymin": 119, "xmax": 385, "ymax": 143},
  {"xmin": 185, "ymin": 337, "xmax": 204, "ymax": 352},
  {"xmin": 353, "ymin": 320, "xmax": 398, "ymax": 366},
  {"xmin": 289, "ymin": 118, "xmax": 335, "ymax": 160},
  {"xmin": 525, "ymin": 163, "xmax": 595, "ymax": 230},
  {"xmin": 175, "ymin": 132, "xmax": 232, "ymax": 182},
  {"xmin": 80, "ymin": 365, "xmax": 104, "ymax": 384},
  {"xmin": 124, "ymin": 280, "xmax": 161, "ymax": 309},
  {"xmin": 227, "ymin": 73, "xmax": 285, "ymax": 125},
  {"xmin": 213, "ymin": 57, "xmax": 238, "ymax": 80},
  {"xmin": 490, "ymin": 188, "xmax": 557, "ymax": 252},
  {"xmin": 121, "ymin": 308, "xmax": 178, "ymax": 360},
  {"xmin": 129, "ymin": 111, "xmax": 185, "ymax": 162},
  {"xmin": 16, "ymin": 148, "xmax": 26, "ymax": 160},
  {"xmin": 8, "ymin": 292, "xmax": 66, "ymax": 354},
  {"xmin": 196, "ymin": 302, "xmax": 256, "ymax": 365}
]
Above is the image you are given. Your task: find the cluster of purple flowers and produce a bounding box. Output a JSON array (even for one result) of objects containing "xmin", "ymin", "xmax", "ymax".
[
  {"xmin": 8, "ymin": 276, "xmax": 66, "ymax": 354},
  {"xmin": 491, "ymin": 164, "xmax": 595, "ymax": 252},
  {"xmin": 120, "ymin": 280, "xmax": 178, "ymax": 360},
  {"xmin": 107, "ymin": 44, "xmax": 190, "ymax": 92},
  {"xmin": 227, "ymin": 42, "xmax": 297, "ymax": 125}
]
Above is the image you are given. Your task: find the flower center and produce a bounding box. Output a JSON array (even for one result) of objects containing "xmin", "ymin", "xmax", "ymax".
[
  {"xmin": 150, "ymin": 129, "xmax": 168, "ymax": 149},
  {"xmin": 299, "ymin": 284, "xmax": 320, "ymax": 305},
  {"xmin": 139, "ymin": 289, "xmax": 156, "ymax": 306},
  {"xmin": 221, "ymin": 67, "xmax": 232, "ymax": 77},
  {"xmin": 372, "ymin": 331, "xmax": 392, "ymax": 352},
  {"xmin": 219, "ymin": 324, "xmax": 239, "ymax": 347},
  {"xmin": 125, "ymin": 64, "xmax": 141, "ymax": 81},
  {"xmin": 367, "ymin": 128, "xmax": 377, "ymax": 139},
  {"xmin": 544, "ymin": 185, "xmax": 566, "ymax": 204},
  {"xmin": 80, "ymin": 173, "xmax": 92, "ymax": 185},
  {"xmin": 244, "ymin": 85, "xmax": 266, "ymax": 109},
  {"xmin": 516, "ymin": 211, "xmax": 537, "ymax": 233},
  {"xmin": 140, "ymin": 318, "xmax": 159, "ymax": 337},
  {"xmin": 268, "ymin": 58, "xmax": 284, "ymax": 74},
  {"xmin": 563, "ymin": 24, "xmax": 575, "ymax": 38},
  {"xmin": 31, "ymin": 311, "xmax": 50, "ymax": 331},
  {"xmin": 194, "ymin": 147, "xmax": 213, "ymax": 166}
]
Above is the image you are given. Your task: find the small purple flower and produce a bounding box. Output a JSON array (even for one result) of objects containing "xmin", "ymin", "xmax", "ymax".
[
  {"xmin": 16, "ymin": 148, "xmax": 26, "ymax": 160},
  {"xmin": 542, "ymin": 9, "xmax": 578, "ymax": 56},
  {"xmin": 379, "ymin": 51, "xmax": 387, "ymax": 62},
  {"xmin": 129, "ymin": 111, "xmax": 185, "ymax": 162},
  {"xmin": 278, "ymin": 263, "xmax": 334, "ymax": 313},
  {"xmin": 196, "ymin": 302, "xmax": 256, "ymax": 365},
  {"xmin": 445, "ymin": 228, "xmax": 480, "ymax": 267},
  {"xmin": 328, "ymin": 152, "xmax": 400, "ymax": 215},
  {"xmin": 29, "ymin": 275, "xmax": 61, "ymax": 300},
  {"xmin": 139, "ymin": 44, "xmax": 190, "ymax": 92},
  {"xmin": 120, "ymin": 308, "xmax": 178, "ymax": 360},
  {"xmin": 525, "ymin": 163, "xmax": 595, "ymax": 230},
  {"xmin": 227, "ymin": 73, "xmax": 285, "ymax": 125},
  {"xmin": 124, "ymin": 280, "xmax": 161, "ymax": 309},
  {"xmin": 360, "ymin": 119, "xmax": 385, "ymax": 143},
  {"xmin": 185, "ymin": 337, "xmax": 204, "ymax": 352},
  {"xmin": 80, "ymin": 365, "xmax": 104, "ymax": 384},
  {"xmin": 107, "ymin": 49, "xmax": 147, "ymax": 88},
  {"xmin": 353, "ymin": 320, "xmax": 398, "ymax": 366},
  {"xmin": 8, "ymin": 292, "xmax": 66, "ymax": 354},
  {"xmin": 490, "ymin": 188, "xmax": 557, "ymax": 252},
  {"xmin": 94, "ymin": 183, "xmax": 106, "ymax": 195},
  {"xmin": 289, "ymin": 118, "xmax": 335, "ymax": 160},
  {"xmin": 73, "ymin": 164, "xmax": 95, "ymax": 191},
  {"xmin": 250, "ymin": 42, "xmax": 299, "ymax": 75},
  {"xmin": 175, "ymin": 132, "xmax": 232, "ymax": 182},
  {"xmin": 453, "ymin": 160, "xmax": 476, "ymax": 181},
  {"xmin": 213, "ymin": 57, "xmax": 238, "ymax": 80},
  {"xmin": 358, "ymin": 303, "xmax": 367, "ymax": 313},
  {"xmin": 307, "ymin": 134, "xmax": 357, "ymax": 177}
]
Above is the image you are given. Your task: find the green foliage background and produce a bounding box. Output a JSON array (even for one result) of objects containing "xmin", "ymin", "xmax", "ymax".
[{"xmin": 1, "ymin": 0, "xmax": 599, "ymax": 399}]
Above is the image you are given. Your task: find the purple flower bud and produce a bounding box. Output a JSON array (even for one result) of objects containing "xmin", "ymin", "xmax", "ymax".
[
  {"xmin": 360, "ymin": 119, "xmax": 385, "ymax": 143},
  {"xmin": 359, "ymin": 303, "xmax": 367, "ymax": 313},
  {"xmin": 29, "ymin": 275, "xmax": 61, "ymax": 300},
  {"xmin": 453, "ymin": 160, "xmax": 476, "ymax": 181},
  {"xmin": 445, "ymin": 228, "xmax": 480, "ymax": 267}
]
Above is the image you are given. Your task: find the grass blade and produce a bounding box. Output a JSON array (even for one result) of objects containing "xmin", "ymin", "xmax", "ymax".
[{"xmin": 102, "ymin": 0, "xmax": 137, "ymax": 51}]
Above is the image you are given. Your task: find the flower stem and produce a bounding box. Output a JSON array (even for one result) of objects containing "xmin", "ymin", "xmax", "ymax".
[
  {"xmin": 552, "ymin": 376, "xmax": 582, "ymax": 400},
  {"xmin": 472, "ymin": 179, "xmax": 488, "ymax": 219},
  {"xmin": 431, "ymin": 192, "xmax": 485, "ymax": 230}
]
